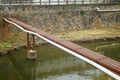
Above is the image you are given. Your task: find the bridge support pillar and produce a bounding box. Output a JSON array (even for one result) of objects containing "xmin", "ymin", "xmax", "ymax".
[{"xmin": 27, "ymin": 33, "xmax": 37, "ymax": 59}]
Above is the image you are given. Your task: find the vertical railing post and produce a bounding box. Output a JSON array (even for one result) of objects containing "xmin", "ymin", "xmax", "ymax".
[
  {"xmin": 49, "ymin": 0, "xmax": 50, "ymax": 5},
  {"xmin": 82, "ymin": 0, "xmax": 84, "ymax": 4},
  {"xmin": 30, "ymin": 0, "xmax": 32, "ymax": 5},
  {"xmin": 39, "ymin": 0, "xmax": 41, "ymax": 5},
  {"xmin": 66, "ymin": 0, "xmax": 68, "ymax": 5},
  {"xmin": 58, "ymin": 0, "xmax": 59, "ymax": 5},
  {"xmin": 90, "ymin": 0, "xmax": 91, "ymax": 4},
  {"xmin": 74, "ymin": 0, "xmax": 76, "ymax": 4},
  {"xmin": 103, "ymin": 0, "xmax": 105, "ymax": 4},
  {"xmin": 9, "ymin": 0, "xmax": 11, "ymax": 6},
  {"xmin": 20, "ymin": 0, "xmax": 22, "ymax": 5},
  {"xmin": 97, "ymin": 0, "xmax": 98, "ymax": 4},
  {"xmin": 27, "ymin": 33, "xmax": 37, "ymax": 60},
  {"xmin": 105, "ymin": 0, "xmax": 107, "ymax": 4}
]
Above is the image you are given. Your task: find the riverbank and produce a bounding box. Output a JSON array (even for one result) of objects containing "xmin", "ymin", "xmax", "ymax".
[
  {"xmin": 54, "ymin": 26, "xmax": 120, "ymax": 41},
  {"xmin": 0, "ymin": 25, "xmax": 120, "ymax": 56}
]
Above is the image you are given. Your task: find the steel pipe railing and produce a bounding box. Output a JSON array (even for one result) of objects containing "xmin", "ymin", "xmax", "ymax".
[{"xmin": 0, "ymin": 0, "xmax": 119, "ymax": 5}]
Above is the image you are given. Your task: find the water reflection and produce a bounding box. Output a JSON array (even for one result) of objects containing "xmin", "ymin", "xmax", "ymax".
[
  {"xmin": 0, "ymin": 41, "xmax": 118, "ymax": 80},
  {"xmin": 77, "ymin": 40, "xmax": 120, "ymax": 62}
]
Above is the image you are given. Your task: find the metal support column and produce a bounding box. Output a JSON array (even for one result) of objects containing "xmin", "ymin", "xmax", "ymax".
[{"xmin": 27, "ymin": 33, "xmax": 37, "ymax": 59}]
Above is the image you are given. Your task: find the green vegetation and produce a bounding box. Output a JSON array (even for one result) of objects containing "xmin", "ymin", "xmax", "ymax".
[
  {"xmin": 93, "ymin": 74, "xmax": 114, "ymax": 80},
  {"xmin": 80, "ymin": 9, "xmax": 86, "ymax": 15},
  {"xmin": 0, "ymin": 26, "xmax": 120, "ymax": 51},
  {"xmin": 55, "ymin": 26, "xmax": 120, "ymax": 41},
  {"xmin": 0, "ymin": 32, "xmax": 26, "ymax": 50},
  {"xmin": 0, "ymin": 43, "xmax": 12, "ymax": 48},
  {"xmin": 57, "ymin": 11, "xmax": 63, "ymax": 15}
]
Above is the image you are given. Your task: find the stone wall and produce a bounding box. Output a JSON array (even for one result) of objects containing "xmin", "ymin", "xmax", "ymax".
[{"xmin": 0, "ymin": 4, "xmax": 120, "ymax": 32}]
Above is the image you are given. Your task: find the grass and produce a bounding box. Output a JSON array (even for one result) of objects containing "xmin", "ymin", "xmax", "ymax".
[
  {"xmin": 54, "ymin": 26, "xmax": 120, "ymax": 41},
  {"xmin": 0, "ymin": 32, "xmax": 26, "ymax": 50},
  {"xmin": 0, "ymin": 25, "xmax": 120, "ymax": 50},
  {"xmin": 0, "ymin": 43, "xmax": 12, "ymax": 48}
]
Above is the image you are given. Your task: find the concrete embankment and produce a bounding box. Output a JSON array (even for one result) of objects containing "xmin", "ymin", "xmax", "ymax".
[
  {"xmin": 0, "ymin": 4, "xmax": 120, "ymax": 56},
  {"xmin": 0, "ymin": 26, "xmax": 120, "ymax": 56}
]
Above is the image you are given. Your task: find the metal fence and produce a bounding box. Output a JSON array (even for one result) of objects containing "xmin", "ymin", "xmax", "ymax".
[{"xmin": 0, "ymin": 0, "xmax": 119, "ymax": 5}]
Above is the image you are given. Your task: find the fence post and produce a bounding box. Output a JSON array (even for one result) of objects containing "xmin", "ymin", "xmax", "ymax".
[
  {"xmin": 97, "ymin": 0, "xmax": 98, "ymax": 4},
  {"xmin": 9, "ymin": 0, "xmax": 11, "ymax": 5},
  {"xmin": 49, "ymin": 0, "xmax": 50, "ymax": 5},
  {"xmin": 90, "ymin": 0, "xmax": 91, "ymax": 4},
  {"xmin": 30, "ymin": 0, "xmax": 32, "ymax": 5},
  {"xmin": 82, "ymin": 0, "xmax": 84, "ymax": 4},
  {"xmin": 58, "ymin": 0, "xmax": 59, "ymax": 5},
  {"xmin": 74, "ymin": 0, "xmax": 76, "ymax": 4},
  {"xmin": 20, "ymin": 0, "xmax": 21, "ymax": 5},
  {"xmin": 20, "ymin": 0, "xmax": 22, "ymax": 5},
  {"xmin": 39, "ymin": 0, "xmax": 41, "ymax": 5},
  {"xmin": 66, "ymin": 0, "xmax": 68, "ymax": 5}
]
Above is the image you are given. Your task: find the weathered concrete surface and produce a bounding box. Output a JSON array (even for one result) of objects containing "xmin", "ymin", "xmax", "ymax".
[{"xmin": 0, "ymin": 4, "xmax": 120, "ymax": 32}]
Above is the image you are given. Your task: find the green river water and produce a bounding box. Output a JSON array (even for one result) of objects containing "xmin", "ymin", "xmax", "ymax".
[{"xmin": 0, "ymin": 40, "xmax": 120, "ymax": 80}]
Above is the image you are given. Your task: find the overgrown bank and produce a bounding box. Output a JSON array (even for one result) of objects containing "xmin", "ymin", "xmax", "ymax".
[
  {"xmin": 0, "ymin": 25, "xmax": 120, "ymax": 56},
  {"xmin": 55, "ymin": 26, "xmax": 120, "ymax": 41}
]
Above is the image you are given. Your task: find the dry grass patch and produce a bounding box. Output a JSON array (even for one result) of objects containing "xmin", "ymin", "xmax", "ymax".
[{"xmin": 56, "ymin": 26, "xmax": 120, "ymax": 41}]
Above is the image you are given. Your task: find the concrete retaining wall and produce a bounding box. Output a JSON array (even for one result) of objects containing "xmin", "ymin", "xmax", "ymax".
[{"xmin": 0, "ymin": 4, "xmax": 120, "ymax": 32}]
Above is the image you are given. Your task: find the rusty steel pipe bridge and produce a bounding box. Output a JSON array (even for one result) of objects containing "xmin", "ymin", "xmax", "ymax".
[{"xmin": 4, "ymin": 18, "xmax": 120, "ymax": 79}]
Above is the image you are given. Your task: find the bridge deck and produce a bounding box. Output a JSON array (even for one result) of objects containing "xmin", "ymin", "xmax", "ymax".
[{"xmin": 6, "ymin": 18, "xmax": 120, "ymax": 75}]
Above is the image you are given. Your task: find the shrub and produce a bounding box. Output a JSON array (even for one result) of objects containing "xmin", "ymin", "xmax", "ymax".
[{"xmin": 80, "ymin": 9, "xmax": 86, "ymax": 15}]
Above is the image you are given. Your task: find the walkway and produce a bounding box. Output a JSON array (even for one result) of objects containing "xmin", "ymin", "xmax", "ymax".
[{"xmin": 4, "ymin": 18, "xmax": 120, "ymax": 79}]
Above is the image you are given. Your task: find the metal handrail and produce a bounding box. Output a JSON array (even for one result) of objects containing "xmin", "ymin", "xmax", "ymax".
[
  {"xmin": 0, "ymin": 0, "xmax": 119, "ymax": 6},
  {"xmin": 96, "ymin": 7, "xmax": 120, "ymax": 12}
]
